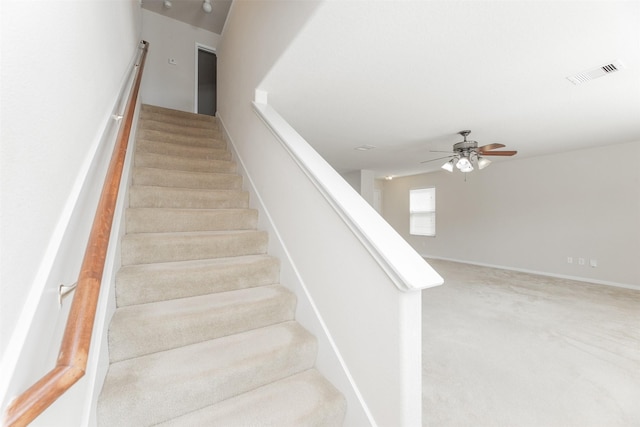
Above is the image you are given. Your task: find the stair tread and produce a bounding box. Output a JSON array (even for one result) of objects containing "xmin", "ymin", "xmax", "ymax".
[
  {"xmin": 124, "ymin": 229, "xmax": 265, "ymax": 238},
  {"xmin": 135, "ymin": 151, "xmax": 235, "ymax": 172},
  {"xmin": 135, "ymin": 150, "xmax": 233, "ymax": 163},
  {"xmin": 121, "ymin": 230, "xmax": 268, "ymax": 265},
  {"xmin": 139, "ymin": 118, "xmax": 221, "ymax": 134},
  {"xmin": 116, "ymin": 255, "xmax": 281, "ymax": 306},
  {"xmin": 156, "ymin": 369, "xmax": 346, "ymax": 427},
  {"xmin": 132, "ymin": 167, "xmax": 242, "ymax": 191},
  {"xmin": 109, "ymin": 284, "xmax": 296, "ymax": 362},
  {"xmin": 127, "ymin": 207, "xmax": 255, "ymax": 213},
  {"xmin": 126, "ymin": 207, "xmax": 258, "ymax": 233},
  {"xmin": 118, "ymin": 253, "xmax": 277, "ymax": 271},
  {"xmin": 140, "ymin": 112, "xmax": 218, "ymax": 129},
  {"xmin": 140, "ymin": 116, "xmax": 218, "ymax": 127},
  {"xmin": 138, "ymin": 128, "xmax": 226, "ymax": 147},
  {"xmin": 134, "ymin": 166, "xmax": 237, "ymax": 178},
  {"xmin": 98, "ymin": 321, "xmax": 317, "ymax": 426},
  {"xmin": 136, "ymin": 139, "xmax": 232, "ymax": 159},
  {"xmin": 130, "ymin": 185, "xmax": 247, "ymax": 197},
  {"xmin": 128, "ymin": 187, "xmax": 249, "ymax": 209},
  {"xmin": 142, "ymin": 104, "xmax": 216, "ymax": 122}
]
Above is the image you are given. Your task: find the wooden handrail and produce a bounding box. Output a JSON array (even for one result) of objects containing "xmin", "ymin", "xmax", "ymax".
[{"xmin": 4, "ymin": 40, "xmax": 149, "ymax": 427}]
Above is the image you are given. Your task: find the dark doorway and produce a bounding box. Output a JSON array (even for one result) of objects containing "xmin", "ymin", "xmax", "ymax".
[{"xmin": 197, "ymin": 49, "xmax": 217, "ymax": 116}]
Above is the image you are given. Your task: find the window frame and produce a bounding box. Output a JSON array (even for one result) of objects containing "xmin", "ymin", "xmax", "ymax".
[{"xmin": 409, "ymin": 187, "xmax": 436, "ymax": 237}]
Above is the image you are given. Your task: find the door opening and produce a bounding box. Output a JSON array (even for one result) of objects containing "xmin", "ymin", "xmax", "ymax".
[{"xmin": 197, "ymin": 48, "xmax": 217, "ymax": 116}]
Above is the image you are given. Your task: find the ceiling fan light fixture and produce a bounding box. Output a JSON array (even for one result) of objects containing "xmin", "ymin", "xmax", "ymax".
[
  {"xmin": 421, "ymin": 130, "xmax": 516, "ymax": 174},
  {"xmin": 202, "ymin": 0, "xmax": 212, "ymax": 13},
  {"xmin": 441, "ymin": 159, "xmax": 455, "ymax": 172},
  {"xmin": 477, "ymin": 156, "xmax": 491, "ymax": 170},
  {"xmin": 460, "ymin": 163, "xmax": 474, "ymax": 173},
  {"xmin": 163, "ymin": 0, "xmax": 172, "ymax": 8},
  {"xmin": 456, "ymin": 156, "xmax": 473, "ymax": 171}
]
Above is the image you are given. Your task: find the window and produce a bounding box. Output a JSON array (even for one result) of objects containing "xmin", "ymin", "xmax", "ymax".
[{"xmin": 410, "ymin": 188, "xmax": 436, "ymax": 236}]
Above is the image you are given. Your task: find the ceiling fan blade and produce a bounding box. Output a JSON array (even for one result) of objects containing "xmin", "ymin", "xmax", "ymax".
[
  {"xmin": 481, "ymin": 150, "xmax": 517, "ymax": 156},
  {"xmin": 420, "ymin": 155, "xmax": 455, "ymax": 164},
  {"xmin": 430, "ymin": 150, "xmax": 456, "ymax": 153},
  {"xmin": 478, "ymin": 143, "xmax": 506, "ymax": 152}
]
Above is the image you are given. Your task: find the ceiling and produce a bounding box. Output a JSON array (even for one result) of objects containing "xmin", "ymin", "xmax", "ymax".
[
  {"xmin": 141, "ymin": 0, "xmax": 231, "ymax": 35},
  {"xmin": 260, "ymin": 1, "xmax": 640, "ymax": 178}
]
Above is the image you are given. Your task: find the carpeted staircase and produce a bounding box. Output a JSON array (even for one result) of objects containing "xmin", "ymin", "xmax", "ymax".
[{"xmin": 97, "ymin": 104, "xmax": 346, "ymax": 426}]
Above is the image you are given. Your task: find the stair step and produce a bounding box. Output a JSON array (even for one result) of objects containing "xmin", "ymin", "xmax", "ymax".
[
  {"xmin": 116, "ymin": 255, "xmax": 280, "ymax": 307},
  {"xmin": 99, "ymin": 105, "xmax": 345, "ymax": 426},
  {"xmin": 97, "ymin": 321, "xmax": 318, "ymax": 427},
  {"xmin": 126, "ymin": 208, "xmax": 258, "ymax": 233},
  {"xmin": 134, "ymin": 151, "xmax": 236, "ymax": 173},
  {"xmin": 139, "ymin": 119, "xmax": 221, "ymax": 138},
  {"xmin": 109, "ymin": 284, "xmax": 297, "ymax": 362},
  {"xmin": 129, "ymin": 186, "xmax": 249, "ymax": 209},
  {"xmin": 137, "ymin": 128, "xmax": 226, "ymax": 149},
  {"xmin": 136, "ymin": 139, "xmax": 232, "ymax": 160},
  {"xmin": 142, "ymin": 104, "xmax": 216, "ymax": 123},
  {"xmin": 132, "ymin": 167, "xmax": 242, "ymax": 190},
  {"xmin": 121, "ymin": 230, "xmax": 268, "ymax": 265},
  {"xmin": 140, "ymin": 110, "xmax": 217, "ymax": 129},
  {"xmin": 156, "ymin": 369, "xmax": 346, "ymax": 427}
]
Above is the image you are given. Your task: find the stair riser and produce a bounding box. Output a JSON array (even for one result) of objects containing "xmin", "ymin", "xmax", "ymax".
[
  {"xmin": 138, "ymin": 129, "xmax": 226, "ymax": 149},
  {"xmin": 133, "ymin": 168, "xmax": 242, "ymax": 190},
  {"xmin": 156, "ymin": 369, "xmax": 347, "ymax": 427},
  {"xmin": 109, "ymin": 285, "xmax": 297, "ymax": 362},
  {"xmin": 140, "ymin": 119, "xmax": 221, "ymax": 138},
  {"xmin": 142, "ymin": 104, "xmax": 217, "ymax": 123},
  {"xmin": 135, "ymin": 152, "xmax": 236, "ymax": 174},
  {"xmin": 97, "ymin": 323, "xmax": 318, "ymax": 426},
  {"xmin": 136, "ymin": 139, "xmax": 232, "ymax": 160},
  {"xmin": 121, "ymin": 231, "xmax": 268, "ymax": 265},
  {"xmin": 129, "ymin": 186, "xmax": 249, "ymax": 209},
  {"xmin": 126, "ymin": 209, "xmax": 258, "ymax": 233},
  {"xmin": 116, "ymin": 256, "xmax": 280, "ymax": 307}
]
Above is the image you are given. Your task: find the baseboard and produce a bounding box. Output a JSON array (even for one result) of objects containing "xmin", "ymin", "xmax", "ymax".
[
  {"xmin": 82, "ymin": 99, "xmax": 142, "ymax": 427},
  {"xmin": 422, "ymin": 254, "xmax": 640, "ymax": 292}
]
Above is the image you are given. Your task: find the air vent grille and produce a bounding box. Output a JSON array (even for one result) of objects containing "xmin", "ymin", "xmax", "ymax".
[
  {"xmin": 354, "ymin": 144, "xmax": 376, "ymax": 151},
  {"xmin": 567, "ymin": 60, "xmax": 625, "ymax": 85}
]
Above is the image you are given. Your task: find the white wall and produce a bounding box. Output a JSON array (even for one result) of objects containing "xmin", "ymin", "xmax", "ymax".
[
  {"xmin": 341, "ymin": 171, "xmax": 362, "ymax": 192},
  {"xmin": 141, "ymin": 10, "xmax": 220, "ymax": 113},
  {"xmin": 341, "ymin": 169, "xmax": 375, "ymax": 207},
  {"xmin": 360, "ymin": 169, "xmax": 375, "ymax": 206},
  {"xmin": 383, "ymin": 141, "xmax": 640, "ymax": 288},
  {"xmin": 0, "ymin": 0, "xmax": 142, "ymax": 423},
  {"xmin": 219, "ymin": 2, "xmax": 442, "ymax": 425}
]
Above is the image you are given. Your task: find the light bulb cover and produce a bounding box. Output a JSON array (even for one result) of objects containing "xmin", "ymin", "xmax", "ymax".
[
  {"xmin": 441, "ymin": 159, "xmax": 455, "ymax": 172},
  {"xmin": 163, "ymin": 0, "xmax": 172, "ymax": 8},
  {"xmin": 456, "ymin": 157, "xmax": 472, "ymax": 170},
  {"xmin": 460, "ymin": 163, "xmax": 474, "ymax": 172},
  {"xmin": 477, "ymin": 157, "xmax": 491, "ymax": 170},
  {"xmin": 202, "ymin": 0, "xmax": 212, "ymax": 13}
]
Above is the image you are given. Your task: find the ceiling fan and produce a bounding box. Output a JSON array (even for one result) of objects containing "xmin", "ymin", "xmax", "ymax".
[{"xmin": 421, "ymin": 130, "xmax": 517, "ymax": 172}]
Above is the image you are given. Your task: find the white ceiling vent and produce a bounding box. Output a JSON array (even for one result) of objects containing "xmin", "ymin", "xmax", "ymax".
[
  {"xmin": 354, "ymin": 144, "xmax": 376, "ymax": 151},
  {"xmin": 567, "ymin": 60, "xmax": 625, "ymax": 85}
]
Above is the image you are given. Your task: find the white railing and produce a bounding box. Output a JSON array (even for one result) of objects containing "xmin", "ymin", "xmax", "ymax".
[
  {"xmin": 220, "ymin": 94, "xmax": 442, "ymax": 426},
  {"xmin": 252, "ymin": 100, "xmax": 442, "ymax": 293}
]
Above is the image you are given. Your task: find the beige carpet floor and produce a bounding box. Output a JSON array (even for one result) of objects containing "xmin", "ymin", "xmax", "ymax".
[{"xmin": 422, "ymin": 259, "xmax": 640, "ymax": 427}]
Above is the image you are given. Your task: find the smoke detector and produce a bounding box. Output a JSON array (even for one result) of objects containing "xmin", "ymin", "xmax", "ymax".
[{"xmin": 567, "ymin": 60, "xmax": 625, "ymax": 85}]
